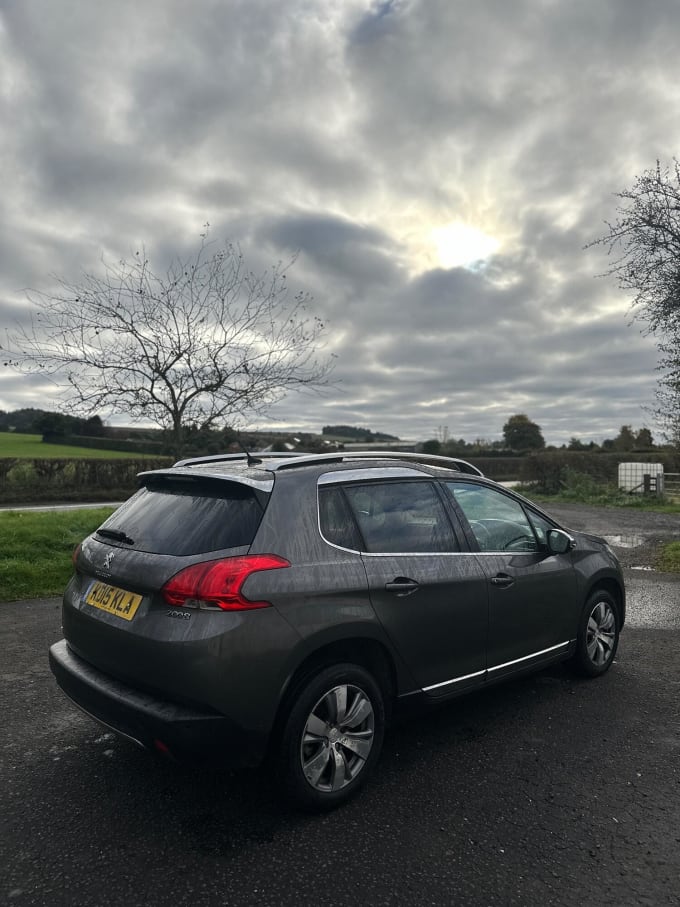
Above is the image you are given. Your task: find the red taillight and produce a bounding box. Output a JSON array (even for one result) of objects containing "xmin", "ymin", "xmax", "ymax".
[
  {"xmin": 72, "ymin": 542, "xmax": 82, "ymax": 568},
  {"xmin": 161, "ymin": 555, "xmax": 290, "ymax": 611}
]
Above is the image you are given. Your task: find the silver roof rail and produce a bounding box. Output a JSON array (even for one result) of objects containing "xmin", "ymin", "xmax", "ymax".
[
  {"xmin": 174, "ymin": 450, "xmax": 483, "ymax": 476},
  {"xmin": 173, "ymin": 451, "xmax": 295, "ymax": 467}
]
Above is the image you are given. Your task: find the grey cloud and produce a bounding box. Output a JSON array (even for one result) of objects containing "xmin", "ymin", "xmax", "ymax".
[
  {"xmin": 259, "ymin": 212, "xmax": 400, "ymax": 290},
  {"xmin": 350, "ymin": 0, "xmax": 406, "ymax": 45},
  {"xmin": 0, "ymin": 0, "xmax": 675, "ymax": 444}
]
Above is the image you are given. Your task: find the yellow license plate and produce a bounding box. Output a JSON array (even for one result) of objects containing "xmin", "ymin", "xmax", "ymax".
[{"xmin": 85, "ymin": 581, "xmax": 143, "ymax": 621}]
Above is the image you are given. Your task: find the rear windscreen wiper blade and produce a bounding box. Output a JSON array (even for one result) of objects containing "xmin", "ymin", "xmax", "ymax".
[{"xmin": 96, "ymin": 528, "xmax": 135, "ymax": 545}]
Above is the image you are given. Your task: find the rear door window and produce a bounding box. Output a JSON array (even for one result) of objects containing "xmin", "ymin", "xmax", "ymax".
[
  {"xmin": 96, "ymin": 479, "xmax": 266, "ymax": 556},
  {"xmin": 342, "ymin": 481, "xmax": 459, "ymax": 554}
]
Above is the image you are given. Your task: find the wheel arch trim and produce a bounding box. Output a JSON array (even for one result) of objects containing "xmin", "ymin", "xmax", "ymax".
[{"xmin": 583, "ymin": 574, "xmax": 626, "ymax": 627}]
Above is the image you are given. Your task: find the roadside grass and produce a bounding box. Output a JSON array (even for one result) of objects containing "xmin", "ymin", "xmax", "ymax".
[
  {"xmin": 657, "ymin": 542, "xmax": 680, "ymax": 573},
  {"xmin": 0, "ymin": 508, "xmax": 115, "ymax": 602},
  {"xmin": 0, "ymin": 432, "xmax": 137, "ymax": 459}
]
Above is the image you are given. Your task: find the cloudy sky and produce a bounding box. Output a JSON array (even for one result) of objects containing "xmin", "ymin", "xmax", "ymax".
[{"xmin": 1, "ymin": 0, "xmax": 678, "ymax": 445}]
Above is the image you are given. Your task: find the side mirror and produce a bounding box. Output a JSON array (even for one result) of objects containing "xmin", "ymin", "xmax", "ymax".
[{"xmin": 547, "ymin": 529, "xmax": 575, "ymax": 555}]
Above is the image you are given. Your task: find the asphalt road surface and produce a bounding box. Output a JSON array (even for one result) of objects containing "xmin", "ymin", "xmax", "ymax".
[{"xmin": 2, "ymin": 511, "xmax": 680, "ymax": 906}]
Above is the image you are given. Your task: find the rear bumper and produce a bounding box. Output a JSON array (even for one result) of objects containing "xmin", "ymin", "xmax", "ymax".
[{"xmin": 48, "ymin": 639, "xmax": 267, "ymax": 766}]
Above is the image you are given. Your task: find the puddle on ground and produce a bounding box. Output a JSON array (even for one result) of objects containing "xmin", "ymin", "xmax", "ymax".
[{"xmin": 602, "ymin": 534, "xmax": 646, "ymax": 549}]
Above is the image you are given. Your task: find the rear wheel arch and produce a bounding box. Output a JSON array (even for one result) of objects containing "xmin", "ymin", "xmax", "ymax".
[{"xmin": 270, "ymin": 638, "xmax": 396, "ymax": 746}]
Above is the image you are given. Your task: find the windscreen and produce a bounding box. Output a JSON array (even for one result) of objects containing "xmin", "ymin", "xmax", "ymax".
[{"xmin": 96, "ymin": 478, "xmax": 267, "ymax": 556}]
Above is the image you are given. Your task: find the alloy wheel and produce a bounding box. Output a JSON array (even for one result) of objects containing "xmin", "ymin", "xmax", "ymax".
[
  {"xmin": 586, "ymin": 600, "xmax": 617, "ymax": 667},
  {"xmin": 300, "ymin": 684, "xmax": 375, "ymax": 793}
]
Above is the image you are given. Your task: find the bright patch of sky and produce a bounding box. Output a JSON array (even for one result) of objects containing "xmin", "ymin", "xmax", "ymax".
[{"xmin": 431, "ymin": 223, "xmax": 501, "ymax": 269}]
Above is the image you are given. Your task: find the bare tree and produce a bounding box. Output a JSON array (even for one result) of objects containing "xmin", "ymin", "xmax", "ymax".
[
  {"xmin": 656, "ymin": 324, "xmax": 680, "ymax": 446},
  {"xmin": 3, "ymin": 236, "xmax": 333, "ymax": 456},
  {"xmin": 589, "ymin": 160, "xmax": 680, "ymax": 443},
  {"xmin": 589, "ymin": 160, "xmax": 680, "ymax": 332}
]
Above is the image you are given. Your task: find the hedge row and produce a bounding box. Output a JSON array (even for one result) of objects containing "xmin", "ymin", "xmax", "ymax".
[
  {"xmin": 461, "ymin": 451, "xmax": 680, "ymax": 485},
  {"xmin": 2, "ymin": 451, "xmax": 679, "ymax": 504},
  {"xmin": 0, "ymin": 457, "xmax": 172, "ymax": 504},
  {"xmin": 518, "ymin": 451, "xmax": 680, "ymax": 493},
  {"xmin": 463, "ymin": 457, "xmax": 525, "ymax": 480}
]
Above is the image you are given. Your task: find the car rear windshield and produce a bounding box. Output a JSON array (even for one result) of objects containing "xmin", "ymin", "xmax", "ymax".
[{"xmin": 96, "ymin": 478, "xmax": 267, "ymax": 556}]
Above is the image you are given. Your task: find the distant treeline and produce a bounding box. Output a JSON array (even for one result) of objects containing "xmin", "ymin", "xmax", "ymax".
[
  {"xmin": 322, "ymin": 425, "xmax": 399, "ymax": 441},
  {"xmin": 0, "ymin": 408, "xmax": 106, "ymax": 436}
]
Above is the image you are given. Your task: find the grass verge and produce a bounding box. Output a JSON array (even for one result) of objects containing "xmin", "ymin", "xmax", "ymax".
[
  {"xmin": 0, "ymin": 508, "xmax": 115, "ymax": 602},
  {"xmin": 657, "ymin": 542, "xmax": 680, "ymax": 573}
]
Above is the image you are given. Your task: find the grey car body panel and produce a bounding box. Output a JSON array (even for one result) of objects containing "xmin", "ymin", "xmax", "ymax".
[
  {"xmin": 48, "ymin": 639, "xmax": 268, "ymax": 765},
  {"xmin": 569, "ymin": 532, "xmax": 627, "ymax": 621},
  {"xmin": 359, "ymin": 552, "xmax": 489, "ymax": 692},
  {"xmin": 476, "ymin": 550, "xmax": 578, "ymax": 670}
]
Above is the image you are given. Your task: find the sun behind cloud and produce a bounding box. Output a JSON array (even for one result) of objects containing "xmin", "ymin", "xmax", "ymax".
[{"xmin": 431, "ymin": 222, "xmax": 500, "ymax": 269}]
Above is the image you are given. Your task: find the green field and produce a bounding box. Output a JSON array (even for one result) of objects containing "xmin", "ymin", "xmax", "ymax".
[{"xmin": 0, "ymin": 433, "xmax": 136, "ymax": 459}]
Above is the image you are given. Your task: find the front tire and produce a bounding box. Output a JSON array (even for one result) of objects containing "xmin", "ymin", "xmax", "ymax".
[
  {"xmin": 569, "ymin": 590, "xmax": 620, "ymax": 677},
  {"xmin": 277, "ymin": 663, "xmax": 386, "ymax": 811}
]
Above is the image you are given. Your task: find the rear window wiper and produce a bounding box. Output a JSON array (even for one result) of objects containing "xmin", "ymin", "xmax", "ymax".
[{"xmin": 96, "ymin": 528, "xmax": 135, "ymax": 545}]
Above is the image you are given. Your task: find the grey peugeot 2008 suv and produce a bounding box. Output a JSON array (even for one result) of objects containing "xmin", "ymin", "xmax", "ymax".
[{"xmin": 49, "ymin": 451, "xmax": 625, "ymax": 811}]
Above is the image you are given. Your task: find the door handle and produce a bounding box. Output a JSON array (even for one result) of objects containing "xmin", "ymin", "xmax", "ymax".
[
  {"xmin": 490, "ymin": 573, "xmax": 514, "ymax": 588},
  {"xmin": 385, "ymin": 578, "xmax": 420, "ymax": 596}
]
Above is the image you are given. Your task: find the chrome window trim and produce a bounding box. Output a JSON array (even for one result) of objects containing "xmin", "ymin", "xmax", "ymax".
[
  {"xmin": 360, "ymin": 549, "xmax": 461, "ymax": 558},
  {"xmin": 319, "ymin": 535, "xmax": 362, "ymax": 555},
  {"xmin": 317, "ymin": 535, "xmax": 470, "ymax": 557},
  {"xmin": 316, "ymin": 534, "xmax": 545, "ymax": 558},
  {"xmin": 357, "ymin": 550, "xmax": 544, "ymax": 558},
  {"xmin": 466, "ymin": 551, "xmax": 538, "ymax": 556}
]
